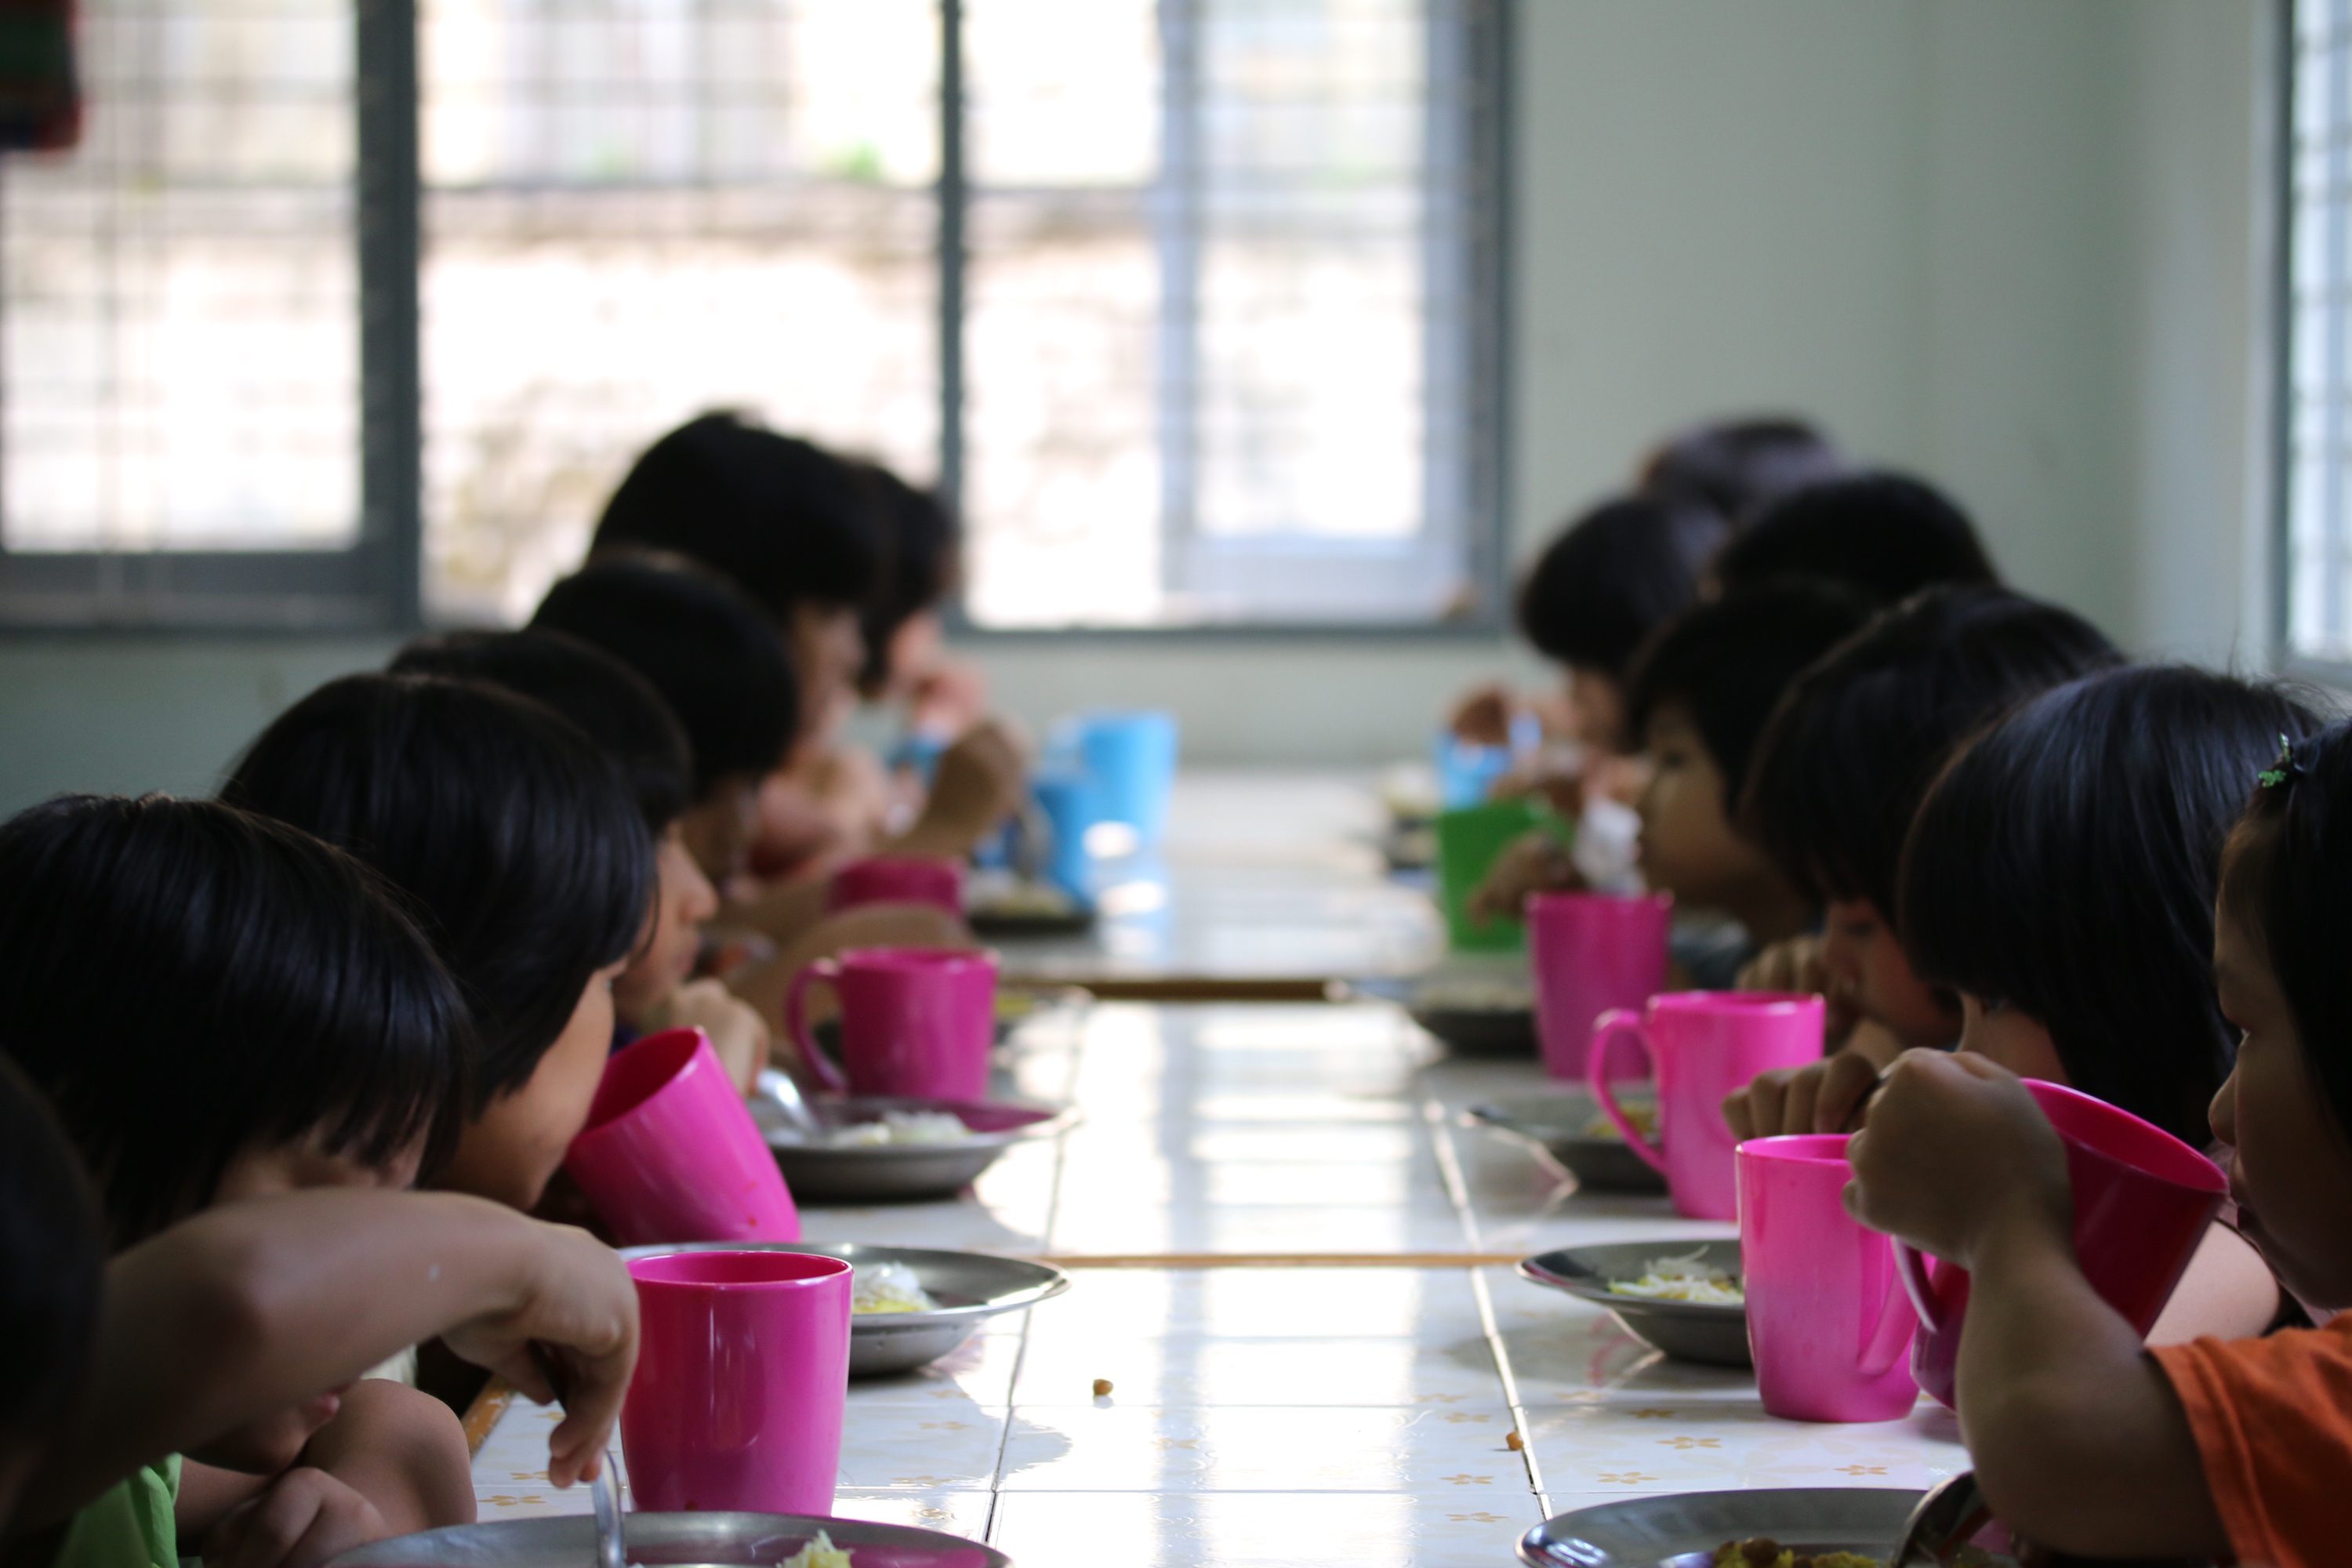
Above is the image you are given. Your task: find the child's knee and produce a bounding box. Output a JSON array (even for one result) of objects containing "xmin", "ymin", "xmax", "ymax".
[{"xmin": 312, "ymin": 1378, "xmax": 475, "ymax": 1530}]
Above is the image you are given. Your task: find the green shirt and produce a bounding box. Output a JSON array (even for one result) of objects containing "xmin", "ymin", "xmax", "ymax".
[{"xmin": 52, "ymin": 1457, "xmax": 180, "ymax": 1568}]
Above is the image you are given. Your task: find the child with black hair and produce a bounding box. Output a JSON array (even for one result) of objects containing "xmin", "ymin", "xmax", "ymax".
[
  {"xmin": 0, "ymin": 1055, "xmax": 103, "ymax": 1535},
  {"xmin": 1722, "ymin": 588, "xmax": 2122, "ymax": 1138},
  {"xmin": 1709, "ymin": 470, "xmax": 1998, "ymax": 604},
  {"xmin": 0, "ymin": 793, "xmax": 594, "ymax": 1568},
  {"xmin": 223, "ymin": 673, "xmax": 652, "ymax": 1213},
  {"xmin": 391, "ymin": 626, "xmax": 769, "ymax": 1091},
  {"xmin": 1873, "ymin": 666, "xmax": 2320, "ymax": 1346},
  {"xmin": 1843, "ymin": 716, "xmax": 2352, "ymax": 1567},
  {"xmin": 859, "ymin": 460, "xmax": 986, "ymax": 746},
  {"xmin": 1634, "ymin": 412, "xmax": 1847, "ymax": 524}
]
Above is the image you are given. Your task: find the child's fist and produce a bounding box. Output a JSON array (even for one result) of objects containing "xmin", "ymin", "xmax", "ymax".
[
  {"xmin": 203, "ymin": 1468, "xmax": 392, "ymax": 1568},
  {"xmin": 1844, "ymin": 1050, "xmax": 2073, "ymax": 1267}
]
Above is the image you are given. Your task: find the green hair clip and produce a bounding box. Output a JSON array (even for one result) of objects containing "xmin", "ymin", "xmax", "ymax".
[{"xmin": 2259, "ymin": 735, "xmax": 2302, "ymax": 790}]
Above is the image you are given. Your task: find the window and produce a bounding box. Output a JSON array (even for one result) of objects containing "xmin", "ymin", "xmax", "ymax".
[
  {"xmin": 2287, "ymin": 0, "xmax": 2352, "ymax": 665},
  {"xmin": 1, "ymin": 0, "xmax": 1504, "ymax": 633}
]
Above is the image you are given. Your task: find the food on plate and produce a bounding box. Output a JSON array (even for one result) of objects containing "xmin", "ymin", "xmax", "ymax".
[
  {"xmin": 1609, "ymin": 1250, "xmax": 1744, "ymax": 1305},
  {"xmin": 1582, "ymin": 1101, "xmax": 1659, "ymax": 1141},
  {"xmin": 1712, "ymin": 1539, "xmax": 1878, "ymax": 1568},
  {"xmin": 826, "ymin": 1109, "xmax": 972, "ymax": 1147},
  {"xmin": 779, "ymin": 1531, "xmax": 854, "ymax": 1568},
  {"xmin": 851, "ymin": 1260, "xmax": 938, "ymax": 1316},
  {"xmin": 977, "ymin": 880, "xmax": 1080, "ymax": 918}
]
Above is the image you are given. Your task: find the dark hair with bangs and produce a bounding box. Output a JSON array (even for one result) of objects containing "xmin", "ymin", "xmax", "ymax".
[
  {"xmin": 1742, "ymin": 587, "xmax": 2122, "ymax": 916},
  {"xmin": 590, "ymin": 412, "xmax": 883, "ymax": 619},
  {"xmin": 391, "ymin": 629, "xmax": 694, "ymax": 833},
  {"xmin": 0, "ymin": 795, "xmax": 469, "ymax": 1244},
  {"xmin": 1712, "ymin": 471, "xmax": 1998, "ymax": 605},
  {"xmin": 0, "ymin": 1054, "xmax": 104, "ymax": 1442},
  {"xmin": 1515, "ymin": 496, "xmax": 1729, "ymax": 677},
  {"xmin": 858, "ymin": 463, "xmax": 960, "ymax": 697},
  {"xmin": 1626, "ymin": 581, "xmax": 1874, "ymax": 808},
  {"xmin": 1899, "ymin": 667, "xmax": 2322, "ymax": 1147},
  {"xmin": 2219, "ymin": 718, "xmax": 2352, "ymax": 1145},
  {"xmin": 1636, "ymin": 415, "xmax": 1846, "ymax": 524},
  {"xmin": 223, "ymin": 674, "xmax": 651, "ymax": 1115},
  {"xmin": 531, "ymin": 554, "xmax": 797, "ymax": 795}
]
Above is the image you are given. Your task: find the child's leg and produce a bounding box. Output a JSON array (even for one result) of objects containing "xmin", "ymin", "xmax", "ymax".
[{"xmin": 295, "ymin": 1378, "xmax": 474, "ymax": 1536}]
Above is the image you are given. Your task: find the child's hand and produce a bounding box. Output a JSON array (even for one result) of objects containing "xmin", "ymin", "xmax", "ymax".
[
  {"xmin": 440, "ymin": 1221, "xmax": 639, "ymax": 1489},
  {"xmin": 913, "ymin": 720, "xmax": 1026, "ymax": 848},
  {"xmin": 661, "ymin": 977, "xmax": 771, "ymax": 1094},
  {"xmin": 202, "ymin": 1467, "xmax": 392, "ymax": 1568},
  {"xmin": 1737, "ymin": 935, "xmax": 1858, "ymax": 1047},
  {"xmin": 1844, "ymin": 1050, "xmax": 2073, "ymax": 1267},
  {"xmin": 1467, "ymin": 830, "xmax": 1580, "ymax": 921},
  {"xmin": 1447, "ymin": 684, "xmax": 1516, "ymax": 746},
  {"xmin": 1722, "ymin": 1049, "xmax": 1884, "ymax": 1140}
]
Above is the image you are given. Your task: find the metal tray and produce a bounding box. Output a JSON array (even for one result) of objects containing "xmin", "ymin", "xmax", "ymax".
[
  {"xmin": 1519, "ymin": 1238, "xmax": 1750, "ymax": 1367},
  {"xmin": 1468, "ymin": 1089, "xmax": 1668, "ymax": 1194},
  {"xmin": 754, "ymin": 1094, "xmax": 1076, "ymax": 1203},
  {"xmin": 1521, "ymin": 1487, "xmax": 1922, "ymax": 1568},
  {"xmin": 328, "ymin": 1511, "xmax": 1007, "ymax": 1568},
  {"xmin": 621, "ymin": 1240, "xmax": 1069, "ymax": 1377}
]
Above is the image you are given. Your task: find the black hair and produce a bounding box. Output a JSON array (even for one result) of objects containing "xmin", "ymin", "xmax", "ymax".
[
  {"xmin": 1625, "ymin": 581, "xmax": 1875, "ymax": 808},
  {"xmin": 223, "ymin": 674, "xmax": 652, "ymax": 1115},
  {"xmin": 1899, "ymin": 667, "xmax": 2322, "ymax": 1148},
  {"xmin": 391, "ymin": 629, "xmax": 695, "ymax": 834},
  {"xmin": 2219, "ymin": 717, "xmax": 2352, "ymax": 1145},
  {"xmin": 1742, "ymin": 587, "xmax": 2122, "ymax": 916},
  {"xmin": 0, "ymin": 1054, "xmax": 104, "ymax": 1439},
  {"xmin": 590, "ymin": 412, "xmax": 884, "ymax": 619},
  {"xmin": 1637, "ymin": 415, "xmax": 1846, "ymax": 524},
  {"xmin": 1712, "ymin": 471, "xmax": 1999, "ymax": 604},
  {"xmin": 0, "ymin": 795, "xmax": 470, "ymax": 1244},
  {"xmin": 858, "ymin": 463, "xmax": 960, "ymax": 696},
  {"xmin": 1514, "ymin": 496, "xmax": 1729, "ymax": 676},
  {"xmin": 530, "ymin": 554, "xmax": 798, "ymax": 795}
]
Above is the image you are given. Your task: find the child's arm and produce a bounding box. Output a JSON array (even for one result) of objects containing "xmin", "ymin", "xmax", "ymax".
[
  {"xmin": 20, "ymin": 1189, "xmax": 635, "ymax": 1529},
  {"xmin": 1847, "ymin": 1051, "xmax": 2230, "ymax": 1559}
]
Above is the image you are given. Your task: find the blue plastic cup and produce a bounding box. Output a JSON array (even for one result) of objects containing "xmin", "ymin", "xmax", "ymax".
[
  {"xmin": 1434, "ymin": 733, "xmax": 1515, "ymax": 811},
  {"xmin": 1029, "ymin": 771, "xmax": 1098, "ymax": 902},
  {"xmin": 1076, "ymin": 710, "xmax": 1180, "ymax": 845}
]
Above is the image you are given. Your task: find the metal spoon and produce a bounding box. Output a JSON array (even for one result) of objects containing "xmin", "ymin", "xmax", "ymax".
[
  {"xmin": 1889, "ymin": 1472, "xmax": 1994, "ymax": 1568},
  {"xmin": 754, "ymin": 1067, "xmax": 824, "ymax": 1140}
]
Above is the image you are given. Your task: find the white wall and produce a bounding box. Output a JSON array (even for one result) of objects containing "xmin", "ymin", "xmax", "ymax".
[{"xmin": 0, "ymin": 0, "xmax": 2278, "ymax": 810}]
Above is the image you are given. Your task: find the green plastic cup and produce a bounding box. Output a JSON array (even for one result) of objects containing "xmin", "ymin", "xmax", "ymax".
[{"xmin": 1434, "ymin": 798, "xmax": 1558, "ymax": 953}]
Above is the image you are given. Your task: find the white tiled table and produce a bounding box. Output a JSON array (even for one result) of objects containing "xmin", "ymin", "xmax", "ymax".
[{"xmin": 470, "ymin": 1002, "xmax": 1966, "ymax": 1566}]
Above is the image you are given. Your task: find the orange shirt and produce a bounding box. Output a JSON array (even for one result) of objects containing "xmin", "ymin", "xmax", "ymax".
[{"xmin": 2154, "ymin": 1314, "xmax": 2352, "ymax": 1568}]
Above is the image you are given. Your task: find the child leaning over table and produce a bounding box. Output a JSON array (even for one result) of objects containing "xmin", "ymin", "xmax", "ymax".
[{"xmin": 1843, "ymin": 719, "xmax": 2352, "ymax": 1568}]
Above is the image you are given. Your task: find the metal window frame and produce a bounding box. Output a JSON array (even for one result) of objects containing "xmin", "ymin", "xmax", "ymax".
[
  {"xmin": 0, "ymin": 0, "xmax": 419, "ymax": 636},
  {"xmin": 943, "ymin": 0, "xmax": 1513, "ymax": 643}
]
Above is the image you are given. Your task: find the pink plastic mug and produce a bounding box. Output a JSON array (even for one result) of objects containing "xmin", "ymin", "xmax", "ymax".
[
  {"xmin": 786, "ymin": 946, "xmax": 997, "ymax": 1099},
  {"xmin": 826, "ymin": 855, "xmax": 965, "ymax": 916},
  {"xmin": 1738, "ymin": 1134, "xmax": 1918, "ymax": 1422},
  {"xmin": 621, "ymin": 1250, "xmax": 851, "ymax": 1515},
  {"xmin": 564, "ymin": 1028, "xmax": 800, "ymax": 1247},
  {"xmin": 1529, "ymin": 891, "xmax": 1672, "ymax": 1081},
  {"xmin": 1589, "ymin": 992, "xmax": 1826, "ymax": 1220},
  {"xmin": 1897, "ymin": 1077, "xmax": 2227, "ymax": 1409}
]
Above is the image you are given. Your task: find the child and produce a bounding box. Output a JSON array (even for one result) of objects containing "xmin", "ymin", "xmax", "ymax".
[
  {"xmin": 223, "ymin": 673, "xmax": 652, "ymax": 1213},
  {"xmin": 1617, "ymin": 583, "xmax": 1875, "ymax": 985},
  {"xmin": 0, "ymin": 793, "xmax": 469, "ymax": 1566},
  {"xmin": 1722, "ymin": 587, "xmax": 2121, "ymax": 1136},
  {"xmin": 1709, "ymin": 470, "xmax": 1998, "ymax": 604},
  {"xmin": 0, "ymin": 1055, "xmax": 103, "ymax": 1535},
  {"xmin": 1880, "ymin": 666, "xmax": 2318, "ymax": 1344},
  {"xmin": 1842, "ymin": 720, "xmax": 2352, "ymax": 1566},
  {"xmin": 391, "ymin": 626, "xmax": 771, "ymax": 1091},
  {"xmin": 1634, "ymin": 412, "xmax": 1846, "ymax": 524},
  {"xmin": 860, "ymin": 461, "xmax": 987, "ymax": 750}
]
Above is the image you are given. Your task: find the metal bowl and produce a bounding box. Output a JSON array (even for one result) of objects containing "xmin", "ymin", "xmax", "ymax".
[
  {"xmin": 1518, "ymin": 1238, "xmax": 1750, "ymax": 1367},
  {"xmin": 328, "ymin": 1512, "xmax": 1006, "ymax": 1568},
  {"xmin": 1520, "ymin": 1487, "xmax": 1922, "ymax": 1568},
  {"xmin": 1468, "ymin": 1089, "xmax": 1668, "ymax": 1194},
  {"xmin": 620, "ymin": 1241, "xmax": 1070, "ymax": 1377},
  {"xmin": 753, "ymin": 1094, "xmax": 1076, "ymax": 1203}
]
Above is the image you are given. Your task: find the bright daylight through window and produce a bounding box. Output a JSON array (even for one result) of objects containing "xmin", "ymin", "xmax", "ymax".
[{"xmin": 0, "ymin": 0, "xmax": 1501, "ymax": 631}]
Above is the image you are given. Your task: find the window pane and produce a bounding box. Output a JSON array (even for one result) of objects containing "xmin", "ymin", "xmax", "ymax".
[
  {"xmin": 420, "ymin": 0, "xmax": 939, "ymax": 623},
  {"xmin": 0, "ymin": 0, "xmax": 360, "ymax": 554},
  {"xmin": 962, "ymin": 0, "xmax": 1476, "ymax": 630},
  {"xmin": 2289, "ymin": 0, "xmax": 2352, "ymax": 662}
]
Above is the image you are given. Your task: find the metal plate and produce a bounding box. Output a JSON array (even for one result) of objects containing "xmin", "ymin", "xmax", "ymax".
[
  {"xmin": 328, "ymin": 1511, "xmax": 1007, "ymax": 1568},
  {"xmin": 620, "ymin": 1241, "xmax": 1071, "ymax": 1378},
  {"xmin": 1520, "ymin": 1487, "xmax": 1922, "ymax": 1568},
  {"xmin": 969, "ymin": 902, "xmax": 1098, "ymax": 939},
  {"xmin": 1408, "ymin": 1004, "xmax": 1539, "ymax": 1058},
  {"xmin": 1468, "ymin": 1089, "xmax": 1668, "ymax": 1194},
  {"xmin": 1519, "ymin": 1238, "xmax": 1751, "ymax": 1367},
  {"xmin": 753, "ymin": 1094, "xmax": 1076, "ymax": 1203}
]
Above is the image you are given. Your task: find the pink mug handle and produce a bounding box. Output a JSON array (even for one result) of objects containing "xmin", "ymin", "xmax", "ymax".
[
  {"xmin": 783, "ymin": 958, "xmax": 848, "ymax": 1095},
  {"xmin": 1890, "ymin": 1236, "xmax": 1944, "ymax": 1336},
  {"xmin": 1585, "ymin": 1008, "xmax": 1668, "ymax": 1177},
  {"xmin": 1858, "ymin": 1249, "xmax": 1922, "ymax": 1376}
]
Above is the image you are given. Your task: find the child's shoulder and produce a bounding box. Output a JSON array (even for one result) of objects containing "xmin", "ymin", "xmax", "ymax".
[{"xmin": 2154, "ymin": 1316, "xmax": 2352, "ymax": 1568}]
